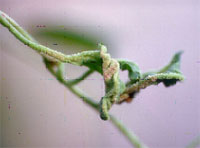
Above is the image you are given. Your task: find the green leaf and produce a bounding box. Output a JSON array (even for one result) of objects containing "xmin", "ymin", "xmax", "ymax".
[
  {"xmin": 118, "ymin": 60, "xmax": 141, "ymax": 83},
  {"xmin": 119, "ymin": 52, "xmax": 184, "ymax": 103},
  {"xmin": 157, "ymin": 51, "xmax": 184, "ymax": 87},
  {"xmin": 82, "ymin": 58, "xmax": 103, "ymax": 74},
  {"xmin": 158, "ymin": 51, "xmax": 183, "ymax": 74},
  {"xmin": 142, "ymin": 51, "xmax": 184, "ymax": 87},
  {"xmin": 33, "ymin": 29, "xmax": 99, "ymax": 50}
]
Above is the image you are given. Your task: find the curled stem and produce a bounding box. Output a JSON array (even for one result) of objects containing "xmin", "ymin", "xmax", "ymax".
[{"xmin": 0, "ymin": 10, "xmax": 148, "ymax": 147}]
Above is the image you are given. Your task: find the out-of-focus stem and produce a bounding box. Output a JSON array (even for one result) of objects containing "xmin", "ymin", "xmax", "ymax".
[
  {"xmin": 66, "ymin": 69, "xmax": 94, "ymax": 86},
  {"xmin": 186, "ymin": 135, "xmax": 200, "ymax": 148}
]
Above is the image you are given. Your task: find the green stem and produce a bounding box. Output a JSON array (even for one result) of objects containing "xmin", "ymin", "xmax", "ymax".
[
  {"xmin": 44, "ymin": 60, "xmax": 99, "ymax": 109},
  {"xmin": 45, "ymin": 60, "xmax": 147, "ymax": 148},
  {"xmin": 1, "ymin": 11, "xmax": 36, "ymax": 42},
  {"xmin": 126, "ymin": 73, "xmax": 184, "ymax": 93},
  {"xmin": 186, "ymin": 135, "xmax": 200, "ymax": 148},
  {"xmin": 120, "ymin": 73, "xmax": 184, "ymax": 102},
  {"xmin": 0, "ymin": 10, "xmax": 100, "ymax": 65},
  {"xmin": 110, "ymin": 115, "xmax": 148, "ymax": 148},
  {"xmin": 66, "ymin": 69, "xmax": 94, "ymax": 86},
  {"xmin": 0, "ymin": 10, "xmax": 148, "ymax": 148}
]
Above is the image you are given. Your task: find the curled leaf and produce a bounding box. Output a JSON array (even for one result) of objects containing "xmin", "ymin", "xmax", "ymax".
[{"xmin": 118, "ymin": 60, "xmax": 141, "ymax": 83}]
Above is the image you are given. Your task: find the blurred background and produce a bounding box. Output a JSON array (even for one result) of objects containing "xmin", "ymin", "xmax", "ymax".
[{"xmin": 0, "ymin": 0, "xmax": 199, "ymax": 147}]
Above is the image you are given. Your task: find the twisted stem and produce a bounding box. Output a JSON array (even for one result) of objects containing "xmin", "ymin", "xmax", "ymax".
[{"xmin": 0, "ymin": 10, "xmax": 147, "ymax": 148}]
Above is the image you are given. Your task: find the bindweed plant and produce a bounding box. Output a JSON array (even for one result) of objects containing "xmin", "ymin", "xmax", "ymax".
[{"xmin": 0, "ymin": 10, "xmax": 190, "ymax": 148}]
